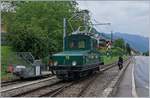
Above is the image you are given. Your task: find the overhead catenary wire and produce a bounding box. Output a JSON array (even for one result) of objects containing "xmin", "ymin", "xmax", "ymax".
[{"xmin": 81, "ymin": 0, "xmax": 112, "ymax": 34}]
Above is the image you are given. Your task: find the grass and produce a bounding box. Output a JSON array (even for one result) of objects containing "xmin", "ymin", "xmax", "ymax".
[
  {"xmin": 123, "ymin": 55, "xmax": 128, "ymax": 59},
  {"xmin": 1, "ymin": 46, "xmax": 14, "ymax": 80},
  {"xmin": 103, "ymin": 55, "xmax": 128, "ymax": 65},
  {"xmin": 100, "ymin": 46, "xmax": 128, "ymax": 65},
  {"xmin": 1, "ymin": 46, "xmax": 11, "ymax": 65},
  {"xmin": 103, "ymin": 56, "xmax": 119, "ymax": 65}
]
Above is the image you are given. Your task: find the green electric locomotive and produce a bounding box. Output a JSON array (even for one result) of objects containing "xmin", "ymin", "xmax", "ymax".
[
  {"xmin": 50, "ymin": 10, "xmax": 105, "ymax": 80},
  {"xmin": 51, "ymin": 33, "xmax": 103, "ymax": 80}
]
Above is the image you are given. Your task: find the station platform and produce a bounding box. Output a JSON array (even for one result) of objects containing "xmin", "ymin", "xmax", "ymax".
[
  {"xmin": 115, "ymin": 60, "xmax": 133, "ymax": 97},
  {"xmin": 41, "ymin": 71, "xmax": 52, "ymax": 75}
]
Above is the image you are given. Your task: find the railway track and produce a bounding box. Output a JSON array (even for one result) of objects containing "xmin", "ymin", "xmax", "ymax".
[
  {"xmin": 23, "ymin": 74, "xmax": 98, "ymax": 97},
  {"xmin": 1, "ymin": 74, "xmax": 52, "ymax": 87},
  {"xmin": 40, "ymin": 74, "xmax": 99, "ymax": 97},
  {"xmin": 1, "ymin": 58, "xmax": 130, "ymax": 97},
  {"xmin": 1, "ymin": 79, "xmax": 22, "ymax": 87},
  {"xmin": 39, "ymin": 82, "xmax": 74, "ymax": 97},
  {"xmin": 13, "ymin": 80, "xmax": 64, "ymax": 97}
]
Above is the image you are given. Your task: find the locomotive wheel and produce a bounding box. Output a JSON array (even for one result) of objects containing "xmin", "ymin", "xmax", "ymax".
[
  {"xmin": 74, "ymin": 72, "xmax": 80, "ymax": 79},
  {"xmin": 20, "ymin": 77, "xmax": 24, "ymax": 80},
  {"xmin": 79, "ymin": 71, "xmax": 87, "ymax": 78},
  {"xmin": 88, "ymin": 69, "xmax": 93, "ymax": 75}
]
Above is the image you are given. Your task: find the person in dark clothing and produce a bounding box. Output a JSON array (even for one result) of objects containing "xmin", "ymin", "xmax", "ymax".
[
  {"xmin": 118, "ymin": 56, "xmax": 123, "ymax": 70},
  {"xmin": 49, "ymin": 54, "xmax": 55, "ymax": 75}
]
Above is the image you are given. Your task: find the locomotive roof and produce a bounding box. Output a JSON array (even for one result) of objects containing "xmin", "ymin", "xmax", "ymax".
[{"xmin": 67, "ymin": 33, "xmax": 92, "ymax": 39}]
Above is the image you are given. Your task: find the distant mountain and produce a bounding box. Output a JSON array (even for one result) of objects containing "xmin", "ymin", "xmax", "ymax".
[
  {"xmin": 94, "ymin": 28, "xmax": 149, "ymax": 52},
  {"xmin": 111, "ymin": 32, "xmax": 149, "ymax": 52}
]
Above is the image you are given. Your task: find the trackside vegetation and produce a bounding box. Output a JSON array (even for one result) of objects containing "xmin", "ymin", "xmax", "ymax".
[{"xmin": 2, "ymin": 1, "xmax": 83, "ymax": 59}]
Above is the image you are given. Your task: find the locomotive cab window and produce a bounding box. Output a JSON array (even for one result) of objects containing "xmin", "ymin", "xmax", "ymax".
[
  {"xmin": 69, "ymin": 40, "xmax": 77, "ymax": 48},
  {"xmin": 65, "ymin": 35, "xmax": 91, "ymax": 50},
  {"xmin": 79, "ymin": 40, "xmax": 85, "ymax": 48},
  {"xmin": 69, "ymin": 40, "xmax": 85, "ymax": 49}
]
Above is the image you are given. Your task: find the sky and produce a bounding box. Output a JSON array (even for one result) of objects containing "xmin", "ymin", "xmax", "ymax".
[{"xmin": 77, "ymin": 0, "xmax": 150, "ymax": 37}]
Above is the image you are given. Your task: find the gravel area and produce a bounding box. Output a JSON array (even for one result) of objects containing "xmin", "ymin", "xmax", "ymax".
[
  {"xmin": 82, "ymin": 66, "xmax": 119, "ymax": 97},
  {"xmin": 55, "ymin": 73, "xmax": 100, "ymax": 97}
]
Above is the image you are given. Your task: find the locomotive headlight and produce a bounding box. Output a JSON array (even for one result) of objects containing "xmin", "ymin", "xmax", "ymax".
[
  {"xmin": 72, "ymin": 61, "xmax": 77, "ymax": 66},
  {"xmin": 54, "ymin": 61, "xmax": 58, "ymax": 66}
]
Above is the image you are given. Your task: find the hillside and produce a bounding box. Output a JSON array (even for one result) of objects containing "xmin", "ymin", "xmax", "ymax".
[
  {"xmin": 103, "ymin": 32, "xmax": 149, "ymax": 52},
  {"xmin": 88, "ymin": 30, "xmax": 149, "ymax": 52}
]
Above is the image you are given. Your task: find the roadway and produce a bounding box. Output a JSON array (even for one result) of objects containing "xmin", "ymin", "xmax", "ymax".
[
  {"xmin": 134, "ymin": 56, "xmax": 149, "ymax": 97},
  {"xmin": 115, "ymin": 56, "xmax": 149, "ymax": 97}
]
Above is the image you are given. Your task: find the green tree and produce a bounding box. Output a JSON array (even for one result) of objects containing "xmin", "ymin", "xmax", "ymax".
[
  {"xmin": 126, "ymin": 43, "xmax": 131, "ymax": 55},
  {"xmin": 113, "ymin": 38, "xmax": 125, "ymax": 49},
  {"xmin": 143, "ymin": 51, "xmax": 149, "ymax": 56},
  {"xmin": 2, "ymin": 1, "xmax": 83, "ymax": 58}
]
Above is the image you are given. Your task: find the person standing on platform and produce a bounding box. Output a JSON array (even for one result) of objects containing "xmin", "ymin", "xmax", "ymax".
[
  {"xmin": 48, "ymin": 54, "xmax": 54, "ymax": 75},
  {"xmin": 118, "ymin": 56, "xmax": 123, "ymax": 70}
]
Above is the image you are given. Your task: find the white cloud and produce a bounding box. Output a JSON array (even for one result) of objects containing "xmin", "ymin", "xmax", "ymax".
[{"xmin": 77, "ymin": 0, "xmax": 150, "ymax": 37}]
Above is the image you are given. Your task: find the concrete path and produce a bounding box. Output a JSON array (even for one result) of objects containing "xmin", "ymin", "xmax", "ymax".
[
  {"xmin": 134, "ymin": 56, "xmax": 149, "ymax": 97},
  {"xmin": 115, "ymin": 60, "xmax": 133, "ymax": 97}
]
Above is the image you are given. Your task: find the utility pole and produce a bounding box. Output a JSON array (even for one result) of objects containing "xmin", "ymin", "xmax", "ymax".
[
  {"xmin": 83, "ymin": 11, "xmax": 89, "ymax": 32},
  {"xmin": 63, "ymin": 18, "xmax": 66, "ymax": 51},
  {"xmin": 111, "ymin": 30, "xmax": 113, "ymax": 42}
]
